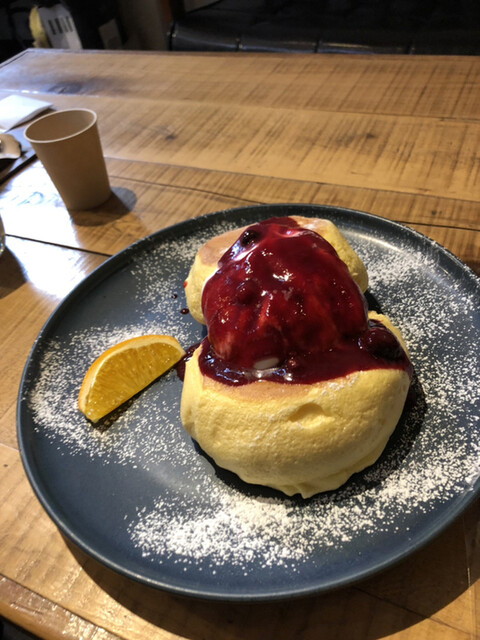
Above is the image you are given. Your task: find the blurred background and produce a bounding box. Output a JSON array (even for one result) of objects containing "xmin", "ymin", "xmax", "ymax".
[{"xmin": 1, "ymin": 0, "xmax": 480, "ymax": 64}]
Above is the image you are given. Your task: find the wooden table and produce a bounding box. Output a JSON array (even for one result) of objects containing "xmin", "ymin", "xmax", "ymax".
[{"xmin": 0, "ymin": 49, "xmax": 478, "ymax": 640}]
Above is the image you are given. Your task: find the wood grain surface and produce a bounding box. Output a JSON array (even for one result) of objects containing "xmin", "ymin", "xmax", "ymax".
[{"xmin": 0, "ymin": 49, "xmax": 478, "ymax": 640}]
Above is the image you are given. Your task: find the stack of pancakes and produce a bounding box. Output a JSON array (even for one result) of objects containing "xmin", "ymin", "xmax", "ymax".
[{"xmin": 180, "ymin": 216, "xmax": 411, "ymax": 498}]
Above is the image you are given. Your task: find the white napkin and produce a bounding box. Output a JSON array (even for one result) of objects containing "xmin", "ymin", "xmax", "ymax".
[{"xmin": 0, "ymin": 95, "xmax": 52, "ymax": 132}]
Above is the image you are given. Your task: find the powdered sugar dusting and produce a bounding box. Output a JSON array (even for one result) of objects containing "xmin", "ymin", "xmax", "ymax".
[{"xmin": 23, "ymin": 211, "xmax": 480, "ymax": 593}]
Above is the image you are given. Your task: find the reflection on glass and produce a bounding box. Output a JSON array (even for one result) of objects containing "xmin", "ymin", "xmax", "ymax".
[{"xmin": 0, "ymin": 214, "xmax": 5, "ymax": 257}]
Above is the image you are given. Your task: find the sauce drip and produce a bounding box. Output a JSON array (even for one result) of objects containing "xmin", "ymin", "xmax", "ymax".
[{"xmin": 199, "ymin": 217, "xmax": 411, "ymax": 386}]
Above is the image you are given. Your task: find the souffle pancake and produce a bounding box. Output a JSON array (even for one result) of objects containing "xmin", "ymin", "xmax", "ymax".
[
  {"xmin": 180, "ymin": 216, "xmax": 412, "ymax": 498},
  {"xmin": 184, "ymin": 215, "xmax": 369, "ymax": 325}
]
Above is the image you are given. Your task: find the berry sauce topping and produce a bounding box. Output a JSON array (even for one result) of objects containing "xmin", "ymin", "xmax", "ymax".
[{"xmin": 199, "ymin": 217, "xmax": 411, "ymax": 386}]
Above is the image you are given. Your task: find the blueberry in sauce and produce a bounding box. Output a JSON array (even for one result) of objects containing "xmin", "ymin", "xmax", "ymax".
[
  {"xmin": 239, "ymin": 228, "xmax": 261, "ymax": 246},
  {"xmin": 359, "ymin": 322, "xmax": 404, "ymax": 360}
]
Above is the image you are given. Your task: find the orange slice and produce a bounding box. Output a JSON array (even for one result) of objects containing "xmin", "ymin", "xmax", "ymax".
[{"xmin": 78, "ymin": 335, "xmax": 185, "ymax": 422}]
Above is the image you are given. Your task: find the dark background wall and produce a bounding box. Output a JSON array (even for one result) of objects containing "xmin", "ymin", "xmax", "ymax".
[{"xmin": 168, "ymin": 0, "xmax": 480, "ymax": 54}]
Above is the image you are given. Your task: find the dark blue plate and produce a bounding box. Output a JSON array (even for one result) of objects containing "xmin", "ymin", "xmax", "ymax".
[{"xmin": 17, "ymin": 204, "xmax": 480, "ymax": 601}]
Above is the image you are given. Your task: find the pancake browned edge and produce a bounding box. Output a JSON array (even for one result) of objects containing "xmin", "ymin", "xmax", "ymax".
[
  {"xmin": 184, "ymin": 215, "xmax": 369, "ymax": 324},
  {"xmin": 180, "ymin": 218, "xmax": 410, "ymax": 498}
]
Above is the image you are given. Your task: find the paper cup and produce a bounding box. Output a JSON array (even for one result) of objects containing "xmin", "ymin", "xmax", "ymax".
[{"xmin": 24, "ymin": 108, "xmax": 111, "ymax": 210}]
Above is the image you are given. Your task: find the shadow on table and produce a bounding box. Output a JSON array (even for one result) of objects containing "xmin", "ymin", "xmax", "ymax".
[
  {"xmin": 67, "ymin": 187, "xmax": 136, "ymax": 227},
  {"xmin": 0, "ymin": 245, "xmax": 26, "ymax": 298},
  {"xmin": 66, "ymin": 497, "xmax": 478, "ymax": 640}
]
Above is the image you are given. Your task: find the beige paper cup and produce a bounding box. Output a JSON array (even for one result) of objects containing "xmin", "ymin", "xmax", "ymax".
[{"xmin": 24, "ymin": 108, "xmax": 111, "ymax": 210}]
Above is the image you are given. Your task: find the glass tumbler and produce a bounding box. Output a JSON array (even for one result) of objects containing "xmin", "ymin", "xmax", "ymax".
[{"xmin": 0, "ymin": 214, "xmax": 4, "ymax": 257}]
